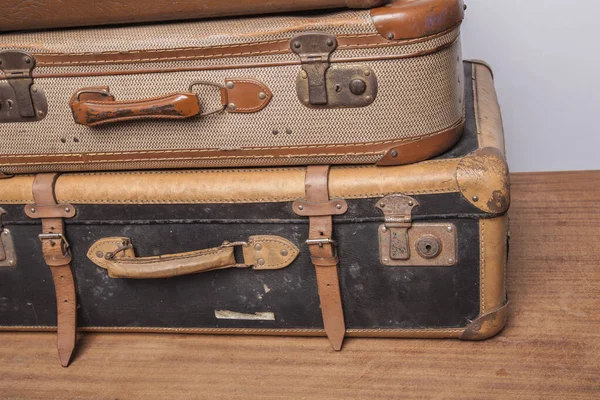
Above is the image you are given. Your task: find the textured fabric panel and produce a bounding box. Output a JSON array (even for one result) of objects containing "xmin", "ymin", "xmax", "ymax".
[
  {"xmin": 0, "ymin": 10, "xmax": 375, "ymax": 53},
  {"xmin": 29, "ymin": 28, "xmax": 459, "ymax": 75},
  {"xmin": 2, "ymin": 40, "xmax": 463, "ymax": 156}
]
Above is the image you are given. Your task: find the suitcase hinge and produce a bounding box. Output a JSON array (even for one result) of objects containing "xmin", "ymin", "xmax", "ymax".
[
  {"xmin": 0, "ymin": 207, "xmax": 17, "ymax": 267},
  {"xmin": 0, "ymin": 50, "xmax": 48, "ymax": 123},
  {"xmin": 376, "ymin": 194, "xmax": 457, "ymax": 267}
]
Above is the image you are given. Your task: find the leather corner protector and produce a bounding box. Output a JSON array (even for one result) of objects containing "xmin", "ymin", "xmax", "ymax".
[
  {"xmin": 370, "ymin": 0, "xmax": 465, "ymax": 40},
  {"xmin": 456, "ymin": 147, "xmax": 510, "ymax": 214},
  {"xmin": 224, "ymin": 78, "xmax": 272, "ymax": 113},
  {"xmin": 87, "ymin": 237, "xmax": 135, "ymax": 270},
  {"xmin": 292, "ymin": 199, "xmax": 348, "ymax": 216},
  {"xmin": 461, "ymin": 302, "xmax": 509, "ymax": 341},
  {"xmin": 244, "ymin": 235, "xmax": 299, "ymax": 270},
  {"xmin": 24, "ymin": 203, "xmax": 76, "ymax": 219}
]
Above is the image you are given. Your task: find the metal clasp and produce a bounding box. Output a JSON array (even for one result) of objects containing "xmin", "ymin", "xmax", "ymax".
[
  {"xmin": 39, "ymin": 233, "xmax": 70, "ymax": 250},
  {"xmin": 0, "ymin": 207, "xmax": 16, "ymax": 267},
  {"xmin": 305, "ymin": 238, "xmax": 337, "ymax": 248}
]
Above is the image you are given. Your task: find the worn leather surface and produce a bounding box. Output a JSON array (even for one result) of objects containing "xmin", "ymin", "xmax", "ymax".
[
  {"xmin": 224, "ymin": 79, "xmax": 273, "ymax": 114},
  {"xmin": 0, "ymin": 0, "xmax": 387, "ymax": 32},
  {"xmin": 371, "ymin": 0, "xmax": 465, "ymax": 40}
]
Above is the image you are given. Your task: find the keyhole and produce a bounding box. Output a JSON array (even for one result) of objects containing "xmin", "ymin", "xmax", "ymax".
[
  {"xmin": 334, "ymin": 84, "xmax": 342, "ymax": 93},
  {"xmin": 7, "ymin": 100, "xmax": 13, "ymax": 109}
]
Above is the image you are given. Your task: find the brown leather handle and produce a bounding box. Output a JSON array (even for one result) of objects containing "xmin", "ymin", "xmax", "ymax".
[
  {"xmin": 70, "ymin": 90, "xmax": 202, "ymax": 127},
  {"xmin": 87, "ymin": 235, "xmax": 299, "ymax": 279}
]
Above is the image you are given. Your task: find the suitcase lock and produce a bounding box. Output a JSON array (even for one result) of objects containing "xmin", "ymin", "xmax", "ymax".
[
  {"xmin": 0, "ymin": 51, "xmax": 48, "ymax": 123},
  {"xmin": 0, "ymin": 208, "xmax": 17, "ymax": 267},
  {"xmin": 376, "ymin": 194, "xmax": 457, "ymax": 267},
  {"xmin": 291, "ymin": 33, "xmax": 377, "ymax": 108}
]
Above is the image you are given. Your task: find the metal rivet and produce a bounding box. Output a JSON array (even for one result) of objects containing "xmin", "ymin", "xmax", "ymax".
[
  {"xmin": 390, "ymin": 150, "xmax": 399, "ymax": 158},
  {"xmin": 298, "ymin": 205, "xmax": 304, "ymax": 210},
  {"xmin": 258, "ymin": 91, "xmax": 266, "ymax": 100},
  {"xmin": 387, "ymin": 33, "xmax": 395, "ymax": 40},
  {"xmin": 300, "ymin": 70, "xmax": 308, "ymax": 79},
  {"xmin": 228, "ymin": 103, "xmax": 236, "ymax": 111},
  {"xmin": 349, "ymin": 79, "xmax": 367, "ymax": 96},
  {"xmin": 380, "ymin": 203, "xmax": 385, "ymax": 208},
  {"xmin": 23, "ymin": 57, "xmax": 31, "ymax": 64},
  {"xmin": 226, "ymin": 81, "xmax": 234, "ymax": 89},
  {"xmin": 447, "ymin": 226, "xmax": 453, "ymax": 232},
  {"xmin": 382, "ymin": 226, "xmax": 388, "ymax": 233},
  {"xmin": 293, "ymin": 41, "xmax": 301, "ymax": 49},
  {"xmin": 29, "ymin": 207, "xmax": 35, "ymax": 213},
  {"xmin": 472, "ymin": 196, "xmax": 479, "ymax": 202},
  {"xmin": 448, "ymin": 258, "xmax": 455, "ymax": 265},
  {"xmin": 255, "ymin": 243, "xmax": 263, "ymax": 251},
  {"xmin": 257, "ymin": 258, "xmax": 265, "ymax": 265},
  {"xmin": 8, "ymin": 260, "xmax": 14, "ymax": 265},
  {"xmin": 32, "ymin": 86, "xmax": 38, "ymax": 93},
  {"xmin": 383, "ymin": 258, "xmax": 390, "ymax": 263},
  {"xmin": 326, "ymin": 39, "xmax": 334, "ymax": 46},
  {"xmin": 37, "ymin": 110, "xmax": 44, "ymax": 117},
  {"xmin": 64, "ymin": 207, "xmax": 70, "ymax": 213},
  {"xmin": 473, "ymin": 324, "xmax": 482, "ymax": 332},
  {"xmin": 335, "ymin": 203, "xmax": 342, "ymax": 209},
  {"xmin": 280, "ymin": 249, "xmax": 288, "ymax": 257},
  {"xmin": 365, "ymin": 95, "xmax": 372, "ymax": 101},
  {"xmin": 408, "ymin": 201, "xmax": 414, "ymax": 206},
  {"xmin": 364, "ymin": 70, "xmax": 371, "ymax": 76},
  {"xmin": 96, "ymin": 251, "xmax": 104, "ymax": 258}
]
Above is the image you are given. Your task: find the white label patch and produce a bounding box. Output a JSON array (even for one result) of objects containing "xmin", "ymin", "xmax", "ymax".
[{"xmin": 214, "ymin": 310, "xmax": 275, "ymax": 321}]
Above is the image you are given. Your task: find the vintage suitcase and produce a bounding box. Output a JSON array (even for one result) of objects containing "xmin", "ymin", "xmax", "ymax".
[
  {"xmin": 1, "ymin": 0, "xmax": 388, "ymax": 32},
  {"xmin": 0, "ymin": 62, "xmax": 509, "ymax": 366},
  {"xmin": 0, "ymin": 0, "xmax": 466, "ymax": 175}
]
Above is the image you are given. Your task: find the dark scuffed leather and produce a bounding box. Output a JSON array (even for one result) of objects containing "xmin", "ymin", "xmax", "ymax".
[{"xmin": 1, "ymin": 0, "xmax": 387, "ymax": 32}]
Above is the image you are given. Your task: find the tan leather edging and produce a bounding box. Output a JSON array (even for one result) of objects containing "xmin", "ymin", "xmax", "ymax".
[
  {"xmin": 0, "ymin": 325, "xmax": 464, "ymax": 339},
  {"xmin": 0, "ymin": 157, "xmax": 461, "ymax": 205},
  {"xmin": 371, "ymin": 0, "xmax": 464, "ymax": 40},
  {"xmin": 30, "ymin": 29, "xmax": 454, "ymax": 68},
  {"xmin": 472, "ymin": 62, "xmax": 505, "ymax": 153},
  {"xmin": 0, "ymin": 119, "xmax": 463, "ymax": 172},
  {"xmin": 479, "ymin": 216, "xmax": 508, "ymax": 315}
]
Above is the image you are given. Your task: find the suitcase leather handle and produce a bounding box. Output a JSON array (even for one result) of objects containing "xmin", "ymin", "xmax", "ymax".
[
  {"xmin": 70, "ymin": 80, "xmax": 272, "ymax": 126},
  {"xmin": 70, "ymin": 88, "xmax": 203, "ymax": 127},
  {"xmin": 87, "ymin": 235, "xmax": 299, "ymax": 279}
]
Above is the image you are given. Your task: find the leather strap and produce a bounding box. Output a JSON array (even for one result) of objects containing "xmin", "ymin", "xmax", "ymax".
[
  {"xmin": 303, "ymin": 166, "xmax": 346, "ymax": 350},
  {"xmin": 28, "ymin": 174, "xmax": 77, "ymax": 367}
]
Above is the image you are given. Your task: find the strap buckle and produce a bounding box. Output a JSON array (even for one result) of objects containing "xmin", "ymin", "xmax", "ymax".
[
  {"xmin": 39, "ymin": 233, "xmax": 70, "ymax": 249},
  {"xmin": 306, "ymin": 238, "xmax": 337, "ymax": 248}
]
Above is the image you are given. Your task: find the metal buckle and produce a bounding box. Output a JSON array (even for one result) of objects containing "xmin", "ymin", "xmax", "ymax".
[
  {"xmin": 305, "ymin": 238, "xmax": 337, "ymax": 248},
  {"xmin": 39, "ymin": 233, "xmax": 70, "ymax": 249},
  {"xmin": 220, "ymin": 240, "xmax": 249, "ymax": 249},
  {"xmin": 188, "ymin": 81, "xmax": 228, "ymax": 117}
]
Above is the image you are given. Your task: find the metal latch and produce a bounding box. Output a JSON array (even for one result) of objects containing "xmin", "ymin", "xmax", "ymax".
[
  {"xmin": 0, "ymin": 208, "xmax": 17, "ymax": 267},
  {"xmin": 0, "ymin": 50, "xmax": 47, "ymax": 123},
  {"xmin": 291, "ymin": 32, "xmax": 377, "ymax": 108},
  {"xmin": 376, "ymin": 194, "xmax": 457, "ymax": 267}
]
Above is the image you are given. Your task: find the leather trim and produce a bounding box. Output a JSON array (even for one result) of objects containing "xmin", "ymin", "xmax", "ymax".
[
  {"xmin": 472, "ymin": 62, "xmax": 505, "ymax": 153},
  {"xmin": 479, "ymin": 216, "xmax": 508, "ymax": 314},
  {"xmin": 456, "ymin": 147, "xmax": 510, "ymax": 214},
  {"xmin": 292, "ymin": 199, "xmax": 348, "ymax": 216},
  {"xmin": 461, "ymin": 302, "xmax": 508, "ymax": 341},
  {"xmin": 0, "ymin": 159, "xmax": 462, "ymax": 205},
  {"xmin": 0, "ymin": 325, "xmax": 465, "ymax": 338},
  {"xmin": 0, "ymin": 119, "xmax": 464, "ymax": 172},
  {"xmin": 371, "ymin": 0, "xmax": 465, "ymax": 40}
]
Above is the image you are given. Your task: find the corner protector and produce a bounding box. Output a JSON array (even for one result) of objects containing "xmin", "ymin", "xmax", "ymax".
[
  {"xmin": 461, "ymin": 302, "xmax": 509, "ymax": 341},
  {"xmin": 455, "ymin": 147, "xmax": 510, "ymax": 214}
]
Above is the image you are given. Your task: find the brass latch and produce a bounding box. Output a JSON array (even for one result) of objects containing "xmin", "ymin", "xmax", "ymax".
[
  {"xmin": 376, "ymin": 194, "xmax": 457, "ymax": 267},
  {"xmin": 0, "ymin": 207, "xmax": 17, "ymax": 267},
  {"xmin": 291, "ymin": 32, "xmax": 377, "ymax": 108},
  {"xmin": 0, "ymin": 50, "xmax": 47, "ymax": 123}
]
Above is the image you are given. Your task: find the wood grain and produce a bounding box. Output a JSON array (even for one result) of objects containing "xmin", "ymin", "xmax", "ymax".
[{"xmin": 1, "ymin": 171, "xmax": 599, "ymax": 399}]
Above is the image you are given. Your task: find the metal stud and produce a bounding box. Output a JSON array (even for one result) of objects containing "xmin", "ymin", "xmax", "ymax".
[
  {"xmin": 226, "ymin": 81, "xmax": 234, "ymax": 89},
  {"xmin": 258, "ymin": 92, "xmax": 267, "ymax": 100},
  {"xmin": 257, "ymin": 258, "xmax": 266, "ymax": 265},
  {"xmin": 472, "ymin": 196, "xmax": 479, "ymax": 202},
  {"xmin": 387, "ymin": 33, "xmax": 395, "ymax": 40},
  {"xmin": 37, "ymin": 110, "xmax": 44, "ymax": 117},
  {"xmin": 382, "ymin": 226, "xmax": 388, "ymax": 233},
  {"xmin": 364, "ymin": 70, "xmax": 371, "ymax": 76},
  {"xmin": 390, "ymin": 150, "xmax": 399, "ymax": 158},
  {"xmin": 280, "ymin": 249, "xmax": 289, "ymax": 257},
  {"xmin": 293, "ymin": 41, "xmax": 301, "ymax": 49},
  {"xmin": 447, "ymin": 226, "xmax": 453, "ymax": 232},
  {"xmin": 335, "ymin": 203, "xmax": 342, "ymax": 209},
  {"xmin": 96, "ymin": 251, "xmax": 104, "ymax": 258},
  {"xmin": 298, "ymin": 205, "xmax": 304, "ymax": 210},
  {"xmin": 408, "ymin": 201, "xmax": 414, "ymax": 206},
  {"xmin": 448, "ymin": 258, "xmax": 455, "ymax": 265},
  {"xmin": 64, "ymin": 207, "xmax": 70, "ymax": 213},
  {"xmin": 326, "ymin": 39, "xmax": 334, "ymax": 47},
  {"xmin": 255, "ymin": 243, "xmax": 263, "ymax": 251},
  {"xmin": 31, "ymin": 86, "xmax": 38, "ymax": 93},
  {"xmin": 29, "ymin": 207, "xmax": 35, "ymax": 213},
  {"xmin": 228, "ymin": 103, "xmax": 236, "ymax": 111}
]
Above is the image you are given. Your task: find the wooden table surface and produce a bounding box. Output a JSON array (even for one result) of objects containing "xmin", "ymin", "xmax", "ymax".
[{"xmin": 1, "ymin": 171, "xmax": 599, "ymax": 399}]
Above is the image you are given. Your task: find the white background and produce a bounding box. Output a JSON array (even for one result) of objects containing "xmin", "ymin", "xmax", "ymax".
[{"xmin": 461, "ymin": 0, "xmax": 600, "ymax": 172}]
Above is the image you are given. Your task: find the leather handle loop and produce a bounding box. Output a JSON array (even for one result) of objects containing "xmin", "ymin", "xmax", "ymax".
[
  {"xmin": 87, "ymin": 235, "xmax": 299, "ymax": 279},
  {"xmin": 70, "ymin": 91, "xmax": 202, "ymax": 126}
]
